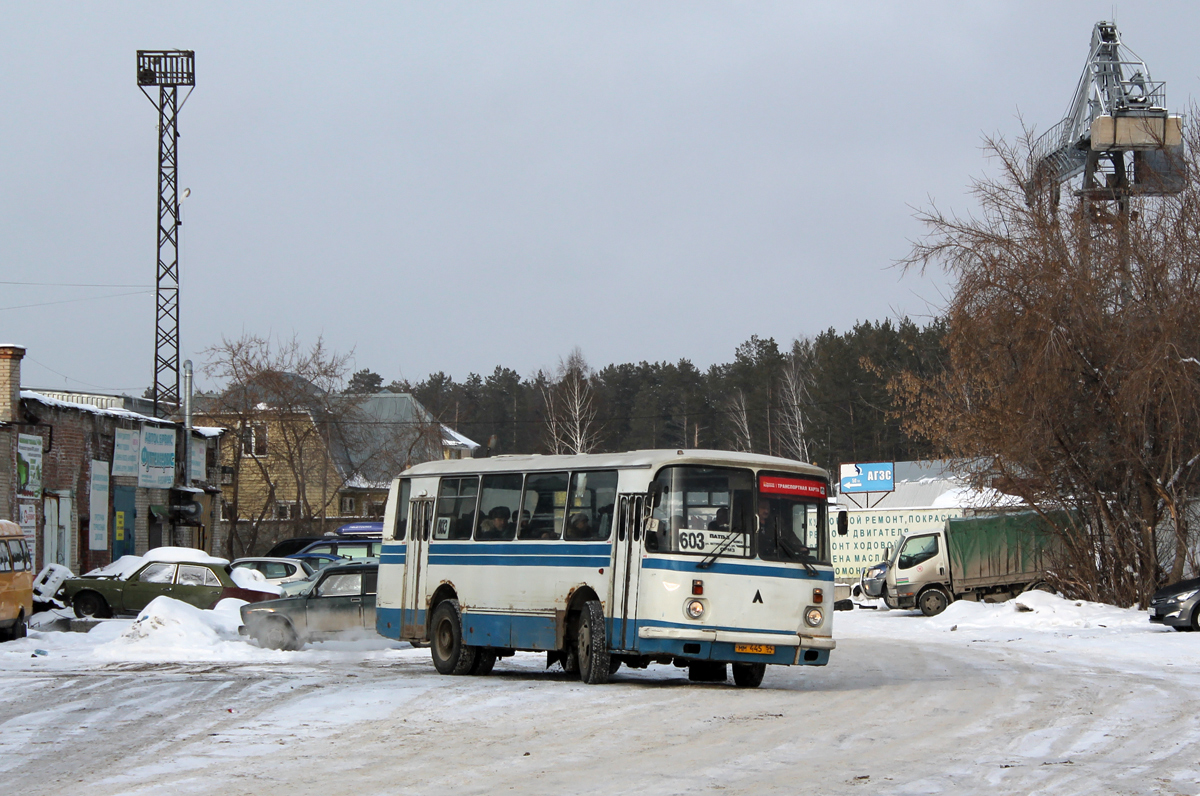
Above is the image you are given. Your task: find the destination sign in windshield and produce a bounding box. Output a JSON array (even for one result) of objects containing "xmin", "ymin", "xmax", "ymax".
[{"xmin": 759, "ymin": 475, "xmax": 827, "ymax": 499}]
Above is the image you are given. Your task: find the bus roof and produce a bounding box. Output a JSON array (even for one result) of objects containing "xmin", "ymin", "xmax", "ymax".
[{"xmin": 398, "ymin": 449, "xmax": 827, "ymax": 480}]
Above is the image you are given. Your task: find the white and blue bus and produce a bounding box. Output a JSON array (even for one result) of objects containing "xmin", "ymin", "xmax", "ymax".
[{"xmin": 376, "ymin": 449, "xmax": 844, "ymax": 687}]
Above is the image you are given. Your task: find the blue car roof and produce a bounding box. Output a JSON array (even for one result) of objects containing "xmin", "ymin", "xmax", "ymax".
[{"xmin": 336, "ymin": 521, "xmax": 384, "ymax": 536}]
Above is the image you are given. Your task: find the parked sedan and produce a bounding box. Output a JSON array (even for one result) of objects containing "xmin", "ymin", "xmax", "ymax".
[
  {"xmin": 61, "ymin": 549, "xmax": 275, "ymax": 618},
  {"xmin": 240, "ymin": 560, "xmax": 378, "ymax": 650},
  {"xmin": 1150, "ymin": 576, "xmax": 1200, "ymax": 631}
]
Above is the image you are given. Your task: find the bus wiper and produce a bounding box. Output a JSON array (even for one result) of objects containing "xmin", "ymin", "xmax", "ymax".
[{"xmin": 697, "ymin": 531, "xmax": 739, "ymax": 570}]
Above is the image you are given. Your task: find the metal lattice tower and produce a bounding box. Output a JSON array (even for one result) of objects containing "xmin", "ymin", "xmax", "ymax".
[{"xmin": 137, "ymin": 50, "xmax": 194, "ymax": 419}]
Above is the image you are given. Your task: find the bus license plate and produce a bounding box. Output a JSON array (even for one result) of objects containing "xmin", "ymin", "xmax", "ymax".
[{"xmin": 735, "ymin": 643, "xmax": 774, "ymax": 655}]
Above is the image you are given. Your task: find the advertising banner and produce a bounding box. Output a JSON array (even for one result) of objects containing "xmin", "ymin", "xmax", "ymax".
[
  {"xmin": 17, "ymin": 433, "xmax": 43, "ymax": 499},
  {"xmin": 18, "ymin": 502, "xmax": 37, "ymax": 559},
  {"xmin": 827, "ymin": 507, "xmax": 963, "ymax": 580},
  {"xmin": 839, "ymin": 462, "xmax": 895, "ymax": 494},
  {"xmin": 111, "ymin": 427, "xmax": 141, "ymax": 477},
  {"xmin": 89, "ymin": 461, "xmax": 110, "ymax": 550},
  {"xmin": 138, "ymin": 427, "xmax": 177, "ymax": 489},
  {"xmin": 189, "ymin": 440, "xmax": 207, "ymax": 483}
]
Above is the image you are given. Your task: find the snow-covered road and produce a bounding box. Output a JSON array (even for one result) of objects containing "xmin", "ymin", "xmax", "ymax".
[{"xmin": 2, "ymin": 595, "xmax": 1199, "ymax": 796}]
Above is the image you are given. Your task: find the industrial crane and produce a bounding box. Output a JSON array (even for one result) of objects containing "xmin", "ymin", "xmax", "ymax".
[{"xmin": 1027, "ymin": 21, "xmax": 1183, "ymax": 207}]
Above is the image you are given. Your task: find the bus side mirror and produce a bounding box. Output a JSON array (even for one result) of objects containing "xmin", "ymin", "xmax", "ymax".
[
  {"xmin": 837, "ymin": 511, "xmax": 848, "ymax": 536},
  {"xmin": 647, "ymin": 483, "xmax": 664, "ymax": 509}
]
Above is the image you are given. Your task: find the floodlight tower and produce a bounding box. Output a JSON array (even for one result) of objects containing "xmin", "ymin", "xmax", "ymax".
[{"xmin": 137, "ymin": 50, "xmax": 194, "ymax": 418}]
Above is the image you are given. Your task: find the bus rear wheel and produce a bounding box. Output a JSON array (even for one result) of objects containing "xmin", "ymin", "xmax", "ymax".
[
  {"xmin": 469, "ymin": 648, "xmax": 497, "ymax": 675},
  {"xmin": 732, "ymin": 662, "xmax": 766, "ymax": 688},
  {"xmin": 576, "ymin": 600, "xmax": 610, "ymax": 685},
  {"xmin": 430, "ymin": 599, "xmax": 478, "ymax": 676}
]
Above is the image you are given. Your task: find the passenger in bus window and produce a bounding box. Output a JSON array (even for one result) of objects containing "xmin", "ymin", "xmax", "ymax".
[
  {"xmin": 566, "ymin": 512, "xmax": 592, "ymax": 540},
  {"xmin": 515, "ymin": 510, "xmax": 532, "ymax": 537},
  {"xmin": 478, "ymin": 506, "xmax": 513, "ymax": 541},
  {"xmin": 707, "ymin": 507, "xmax": 730, "ymax": 532}
]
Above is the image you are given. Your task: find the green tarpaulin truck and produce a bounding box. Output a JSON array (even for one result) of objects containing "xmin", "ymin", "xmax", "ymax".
[{"xmin": 884, "ymin": 511, "xmax": 1061, "ymax": 616}]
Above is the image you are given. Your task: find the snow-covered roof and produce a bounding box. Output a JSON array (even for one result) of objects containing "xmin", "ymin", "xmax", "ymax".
[
  {"xmin": 441, "ymin": 424, "xmax": 480, "ymax": 450},
  {"xmin": 21, "ymin": 389, "xmax": 175, "ymax": 426},
  {"xmin": 20, "ymin": 390, "xmax": 224, "ymax": 440}
]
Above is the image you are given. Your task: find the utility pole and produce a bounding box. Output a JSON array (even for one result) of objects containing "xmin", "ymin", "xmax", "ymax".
[{"xmin": 137, "ymin": 50, "xmax": 195, "ymax": 418}]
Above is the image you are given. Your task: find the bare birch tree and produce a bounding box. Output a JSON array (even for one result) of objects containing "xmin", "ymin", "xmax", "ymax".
[
  {"xmin": 778, "ymin": 342, "xmax": 813, "ymax": 462},
  {"xmin": 727, "ymin": 390, "xmax": 754, "ymax": 452},
  {"xmin": 541, "ymin": 347, "xmax": 601, "ymax": 454}
]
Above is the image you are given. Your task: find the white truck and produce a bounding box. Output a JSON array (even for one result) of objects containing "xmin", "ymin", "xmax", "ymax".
[{"xmin": 884, "ymin": 511, "xmax": 1060, "ymax": 616}]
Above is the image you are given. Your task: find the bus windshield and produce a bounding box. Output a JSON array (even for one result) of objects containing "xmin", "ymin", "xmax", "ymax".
[{"xmin": 647, "ymin": 466, "xmax": 755, "ymax": 559}]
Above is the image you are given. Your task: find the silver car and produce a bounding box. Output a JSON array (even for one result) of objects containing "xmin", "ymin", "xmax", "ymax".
[
  {"xmin": 230, "ymin": 557, "xmax": 314, "ymax": 586},
  {"xmin": 1150, "ymin": 577, "xmax": 1200, "ymax": 631}
]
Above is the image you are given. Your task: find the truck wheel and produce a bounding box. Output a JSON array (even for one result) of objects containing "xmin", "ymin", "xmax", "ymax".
[{"xmin": 918, "ymin": 588, "xmax": 949, "ymax": 617}]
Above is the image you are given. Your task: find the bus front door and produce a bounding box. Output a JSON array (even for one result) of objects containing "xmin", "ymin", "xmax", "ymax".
[
  {"xmin": 609, "ymin": 494, "xmax": 645, "ymax": 652},
  {"xmin": 401, "ymin": 499, "xmax": 434, "ymax": 641}
]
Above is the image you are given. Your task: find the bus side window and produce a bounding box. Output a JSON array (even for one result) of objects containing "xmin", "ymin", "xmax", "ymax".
[
  {"xmin": 520, "ymin": 472, "xmax": 569, "ymax": 540},
  {"xmin": 437, "ymin": 477, "xmax": 479, "ymax": 541},
  {"xmin": 476, "ymin": 473, "xmax": 523, "ymax": 541},
  {"xmin": 391, "ymin": 479, "xmax": 410, "ymax": 541},
  {"xmin": 564, "ymin": 470, "xmax": 618, "ymax": 541}
]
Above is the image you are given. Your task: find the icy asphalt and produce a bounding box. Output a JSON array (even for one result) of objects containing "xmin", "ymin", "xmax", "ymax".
[{"xmin": 1, "ymin": 593, "xmax": 1198, "ymax": 796}]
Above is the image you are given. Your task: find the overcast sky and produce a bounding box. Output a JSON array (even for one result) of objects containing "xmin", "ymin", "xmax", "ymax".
[{"xmin": 4, "ymin": 2, "xmax": 1200, "ymax": 394}]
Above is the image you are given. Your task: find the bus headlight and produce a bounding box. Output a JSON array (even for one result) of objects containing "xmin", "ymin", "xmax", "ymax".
[
  {"xmin": 685, "ymin": 599, "xmax": 706, "ymax": 619},
  {"xmin": 804, "ymin": 607, "xmax": 823, "ymax": 627}
]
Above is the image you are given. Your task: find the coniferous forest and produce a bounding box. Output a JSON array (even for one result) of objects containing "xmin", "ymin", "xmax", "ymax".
[{"xmin": 348, "ymin": 318, "xmax": 946, "ymax": 470}]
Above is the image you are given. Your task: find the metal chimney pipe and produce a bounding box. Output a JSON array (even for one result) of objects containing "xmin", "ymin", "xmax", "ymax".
[{"xmin": 183, "ymin": 359, "xmax": 193, "ymax": 429}]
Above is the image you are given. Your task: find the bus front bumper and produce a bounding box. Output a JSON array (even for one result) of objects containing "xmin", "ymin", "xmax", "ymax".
[{"xmin": 638, "ymin": 626, "xmax": 835, "ymax": 651}]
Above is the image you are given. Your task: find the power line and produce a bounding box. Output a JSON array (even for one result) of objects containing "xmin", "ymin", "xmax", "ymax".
[
  {"xmin": 0, "ymin": 280, "xmax": 154, "ymax": 288},
  {"xmin": 23, "ymin": 356, "xmax": 144, "ymax": 392},
  {"xmin": 0, "ymin": 290, "xmax": 153, "ymax": 312}
]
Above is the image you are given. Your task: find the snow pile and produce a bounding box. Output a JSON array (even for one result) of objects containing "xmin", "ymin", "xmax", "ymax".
[
  {"xmin": 93, "ymin": 596, "xmax": 249, "ymax": 662},
  {"xmin": 923, "ymin": 590, "xmax": 1148, "ymax": 632},
  {"xmin": 142, "ymin": 547, "xmax": 229, "ymax": 566},
  {"xmin": 83, "ymin": 555, "xmax": 145, "ymax": 580},
  {"xmin": 229, "ymin": 566, "xmax": 282, "ymax": 596}
]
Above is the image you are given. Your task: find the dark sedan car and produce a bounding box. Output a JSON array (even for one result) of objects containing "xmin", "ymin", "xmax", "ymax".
[
  {"xmin": 62, "ymin": 555, "xmax": 274, "ymax": 618},
  {"xmin": 240, "ymin": 560, "xmax": 378, "ymax": 650},
  {"xmin": 1150, "ymin": 576, "xmax": 1200, "ymax": 631}
]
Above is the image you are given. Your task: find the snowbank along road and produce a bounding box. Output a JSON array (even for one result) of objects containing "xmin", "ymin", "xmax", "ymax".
[{"xmin": 1, "ymin": 593, "xmax": 1198, "ymax": 796}]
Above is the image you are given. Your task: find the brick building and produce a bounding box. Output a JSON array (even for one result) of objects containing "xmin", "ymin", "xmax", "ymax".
[{"xmin": 0, "ymin": 345, "xmax": 224, "ymax": 573}]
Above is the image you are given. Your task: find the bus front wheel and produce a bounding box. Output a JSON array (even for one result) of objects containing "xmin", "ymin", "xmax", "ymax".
[
  {"xmin": 576, "ymin": 600, "xmax": 611, "ymax": 685},
  {"xmin": 430, "ymin": 599, "xmax": 478, "ymax": 676},
  {"xmin": 732, "ymin": 663, "xmax": 766, "ymax": 688}
]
